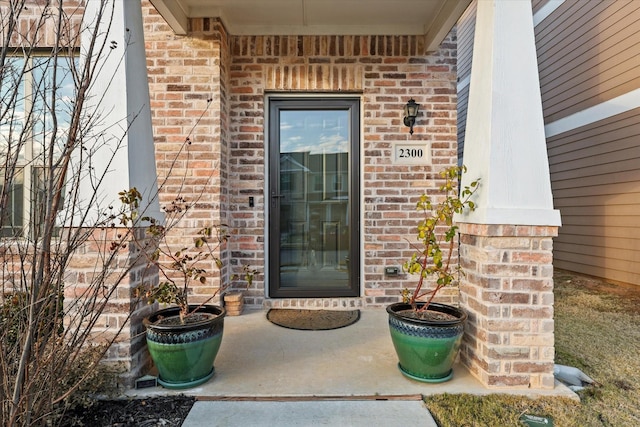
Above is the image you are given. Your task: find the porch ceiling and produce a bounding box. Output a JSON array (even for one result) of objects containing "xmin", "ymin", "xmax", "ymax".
[{"xmin": 149, "ymin": 0, "xmax": 471, "ymax": 51}]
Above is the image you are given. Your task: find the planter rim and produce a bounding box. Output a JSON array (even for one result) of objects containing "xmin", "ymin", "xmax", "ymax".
[
  {"xmin": 386, "ymin": 301, "xmax": 467, "ymax": 327},
  {"xmin": 143, "ymin": 304, "xmax": 226, "ymax": 333}
]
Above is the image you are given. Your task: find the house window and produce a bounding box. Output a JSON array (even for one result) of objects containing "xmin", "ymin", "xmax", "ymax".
[{"xmin": 0, "ymin": 55, "xmax": 75, "ymax": 237}]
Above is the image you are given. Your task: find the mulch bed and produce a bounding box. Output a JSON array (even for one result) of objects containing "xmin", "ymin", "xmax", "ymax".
[{"xmin": 59, "ymin": 395, "xmax": 195, "ymax": 427}]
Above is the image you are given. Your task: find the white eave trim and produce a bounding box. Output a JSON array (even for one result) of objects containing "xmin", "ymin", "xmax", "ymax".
[
  {"xmin": 149, "ymin": 0, "xmax": 471, "ymax": 39},
  {"xmin": 425, "ymin": 0, "xmax": 473, "ymax": 52},
  {"xmin": 149, "ymin": 0, "xmax": 189, "ymax": 35}
]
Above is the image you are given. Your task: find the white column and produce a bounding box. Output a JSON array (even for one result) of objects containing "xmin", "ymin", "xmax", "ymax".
[
  {"xmin": 79, "ymin": 0, "xmax": 161, "ymax": 222},
  {"xmin": 458, "ymin": 0, "xmax": 561, "ymax": 227}
]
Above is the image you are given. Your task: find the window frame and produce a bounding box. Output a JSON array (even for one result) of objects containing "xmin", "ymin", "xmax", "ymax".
[{"xmin": 1, "ymin": 52, "xmax": 76, "ymax": 238}]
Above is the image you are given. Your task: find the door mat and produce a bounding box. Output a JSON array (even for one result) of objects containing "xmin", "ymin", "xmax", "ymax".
[{"xmin": 266, "ymin": 309, "xmax": 360, "ymax": 330}]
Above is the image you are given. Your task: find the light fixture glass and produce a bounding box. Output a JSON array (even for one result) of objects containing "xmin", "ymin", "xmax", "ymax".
[{"xmin": 403, "ymin": 98, "xmax": 420, "ymax": 135}]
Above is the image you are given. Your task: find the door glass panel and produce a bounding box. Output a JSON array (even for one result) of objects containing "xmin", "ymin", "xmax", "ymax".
[
  {"xmin": 279, "ymin": 110, "xmax": 349, "ymax": 289},
  {"xmin": 269, "ymin": 98, "xmax": 359, "ymax": 298}
]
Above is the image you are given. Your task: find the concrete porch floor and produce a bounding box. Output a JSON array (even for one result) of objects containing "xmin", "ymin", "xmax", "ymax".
[{"xmin": 127, "ymin": 308, "xmax": 576, "ymax": 425}]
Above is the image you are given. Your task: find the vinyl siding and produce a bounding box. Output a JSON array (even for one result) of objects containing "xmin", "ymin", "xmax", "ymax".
[
  {"xmin": 531, "ymin": 0, "xmax": 548, "ymax": 16},
  {"xmin": 456, "ymin": 0, "xmax": 476, "ymax": 161},
  {"xmin": 457, "ymin": 84, "xmax": 469, "ymax": 161},
  {"xmin": 548, "ymin": 107, "xmax": 640, "ymax": 285},
  {"xmin": 536, "ymin": 0, "xmax": 640, "ymax": 123},
  {"xmin": 456, "ymin": 0, "xmax": 476, "ymax": 82},
  {"xmin": 456, "ymin": 0, "xmax": 640, "ymax": 286}
]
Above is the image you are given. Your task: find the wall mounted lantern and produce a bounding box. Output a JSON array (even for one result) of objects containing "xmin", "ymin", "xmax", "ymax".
[{"xmin": 403, "ymin": 98, "xmax": 420, "ymax": 135}]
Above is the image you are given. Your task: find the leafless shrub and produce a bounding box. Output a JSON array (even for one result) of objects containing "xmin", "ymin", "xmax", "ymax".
[{"xmin": 0, "ymin": 1, "xmax": 165, "ymax": 424}]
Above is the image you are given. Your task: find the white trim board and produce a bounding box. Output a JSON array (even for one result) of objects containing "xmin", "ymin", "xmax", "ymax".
[
  {"xmin": 533, "ymin": 0, "xmax": 566, "ymax": 26},
  {"xmin": 545, "ymin": 88, "xmax": 640, "ymax": 137},
  {"xmin": 457, "ymin": 74, "xmax": 471, "ymax": 92}
]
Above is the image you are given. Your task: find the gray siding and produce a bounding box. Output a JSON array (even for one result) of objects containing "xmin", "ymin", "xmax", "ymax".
[
  {"xmin": 456, "ymin": 0, "xmax": 476, "ymax": 162},
  {"xmin": 531, "ymin": 0, "xmax": 548, "ymax": 15},
  {"xmin": 456, "ymin": 0, "xmax": 476, "ymax": 81},
  {"xmin": 536, "ymin": 0, "xmax": 640, "ymax": 123},
  {"xmin": 548, "ymin": 107, "xmax": 640, "ymax": 285},
  {"xmin": 538, "ymin": 1, "xmax": 640, "ymax": 286},
  {"xmin": 457, "ymin": 0, "xmax": 640, "ymax": 286},
  {"xmin": 457, "ymin": 84, "xmax": 469, "ymax": 162}
]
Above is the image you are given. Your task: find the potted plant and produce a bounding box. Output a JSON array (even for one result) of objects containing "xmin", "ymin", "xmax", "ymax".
[
  {"xmin": 386, "ymin": 166, "xmax": 479, "ymax": 383},
  {"xmin": 120, "ymin": 189, "xmax": 255, "ymax": 389}
]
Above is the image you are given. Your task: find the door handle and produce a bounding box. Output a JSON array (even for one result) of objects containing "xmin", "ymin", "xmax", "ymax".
[{"xmin": 271, "ymin": 192, "xmax": 284, "ymax": 208}]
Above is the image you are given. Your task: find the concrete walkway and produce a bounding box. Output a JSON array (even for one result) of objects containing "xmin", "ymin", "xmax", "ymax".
[
  {"xmin": 183, "ymin": 400, "xmax": 437, "ymax": 426},
  {"xmin": 128, "ymin": 309, "xmax": 576, "ymax": 426}
]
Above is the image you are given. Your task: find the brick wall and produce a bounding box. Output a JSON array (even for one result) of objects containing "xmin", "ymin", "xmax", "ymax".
[
  {"xmin": 0, "ymin": 1, "xmax": 84, "ymax": 47},
  {"xmin": 141, "ymin": 0, "xmax": 461, "ymax": 309},
  {"xmin": 143, "ymin": 6, "xmax": 231, "ymax": 305},
  {"xmin": 64, "ymin": 227, "xmax": 156, "ymax": 385},
  {"xmin": 458, "ymin": 223, "xmax": 558, "ymax": 389},
  {"xmin": 229, "ymin": 32, "xmax": 459, "ymax": 308}
]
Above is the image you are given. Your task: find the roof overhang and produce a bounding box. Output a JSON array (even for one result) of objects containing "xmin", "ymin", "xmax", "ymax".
[{"xmin": 149, "ymin": 0, "xmax": 471, "ymax": 52}]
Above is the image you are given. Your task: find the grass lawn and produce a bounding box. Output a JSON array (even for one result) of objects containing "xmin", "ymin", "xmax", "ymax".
[{"xmin": 425, "ymin": 269, "xmax": 640, "ymax": 426}]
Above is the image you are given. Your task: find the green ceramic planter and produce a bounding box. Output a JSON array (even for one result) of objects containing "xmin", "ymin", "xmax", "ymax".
[
  {"xmin": 144, "ymin": 305, "xmax": 226, "ymax": 389},
  {"xmin": 387, "ymin": 302, "xmax": 466, "ymax": 383}
]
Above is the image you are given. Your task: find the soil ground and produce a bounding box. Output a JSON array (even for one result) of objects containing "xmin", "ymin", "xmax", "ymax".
[{"xmin": 59, "ymin": 395, "xmax": 195, "ymax": 427}]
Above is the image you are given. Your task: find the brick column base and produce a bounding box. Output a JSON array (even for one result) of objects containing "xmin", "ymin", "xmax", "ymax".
[
  {"xmin": 458, "ymin": 223, "xmax": 558, "ymax": 389},
  {"xmin": 65, "ymin": 227, "xmax": 157, "ymax": 387}
]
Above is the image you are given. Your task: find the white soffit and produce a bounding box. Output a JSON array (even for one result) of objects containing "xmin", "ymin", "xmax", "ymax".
[{"xmin": 149, "ymin": 0, "xmax": 471, "ymax": 51}]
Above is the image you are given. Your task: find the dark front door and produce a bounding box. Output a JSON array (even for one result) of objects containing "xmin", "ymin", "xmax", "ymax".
[{"xmin": 268, "ymin": 97, "xmax": 360, "ymax": 298}]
